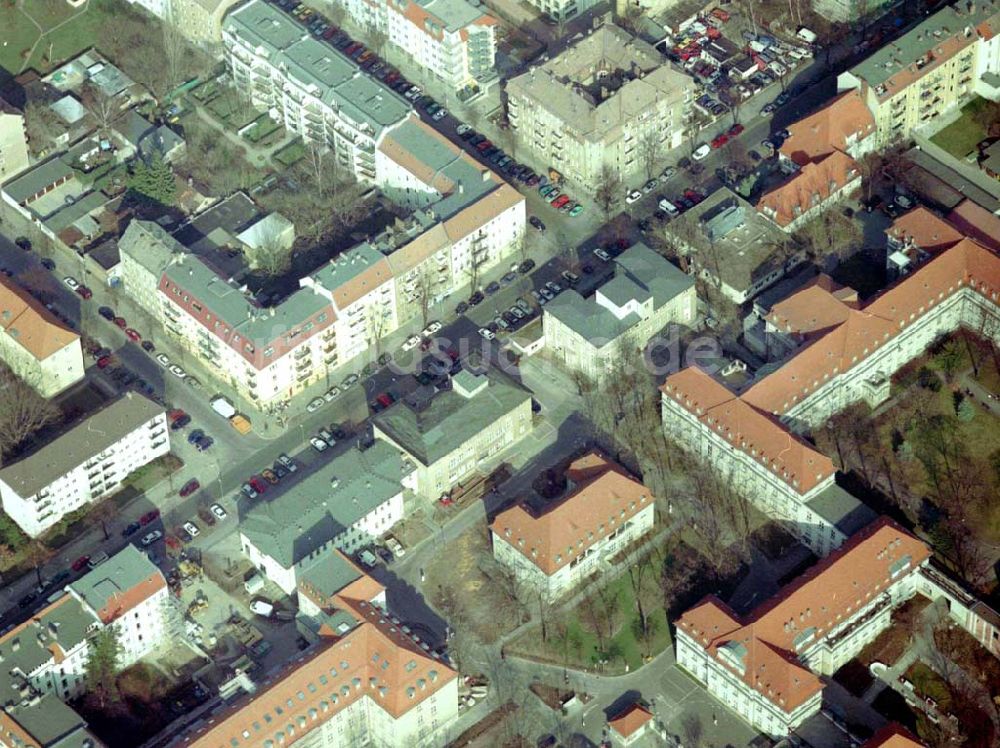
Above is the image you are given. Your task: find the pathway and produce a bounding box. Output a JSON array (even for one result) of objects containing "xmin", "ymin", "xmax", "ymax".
[
  {"xmin": 16, "ymin": 0, "xmax": 91, "ymax": 75},
  {"xmin": 191, "ymin": 106, "xmax": 287, "ymax": 170}
]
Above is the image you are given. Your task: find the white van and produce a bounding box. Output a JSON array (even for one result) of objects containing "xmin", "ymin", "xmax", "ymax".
[{"xmin": 658, "ymin": 198, "xmax": 680, "ymax": 217}]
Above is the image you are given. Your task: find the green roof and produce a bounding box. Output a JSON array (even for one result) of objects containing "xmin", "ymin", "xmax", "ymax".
[
  {"xmin": 225, "ymin": 2, "xmax": 409, "ymax": 137},
  {"xmin": 69, "ymin": 544, "xmax": 162, "ymax": 615},
  {"xmin": 5, "ymin": 696, "xmax": 92, "ymax": 747},
  {"xmin": 545, "ymin": 243, "xmax": 693, "ymax": 345},
  {"xmin": 118, "ymin": 219, "xmax": 185, "ymax": 277},
  {"xmin": 416, "ymin": 0, "xmax": 489, "ymax": 32},
  {"xmin": 850, "ymin": 2, "xmax": 998, "ymax": 89},
  {"xmin": 2, "ymin": 157, "xmax": 76, "ymax": 204},
  {"xmin": 373, "ymin": 368, "xmax": 531, "ymax": 466},
  {"xmin": 299, "ymin": 547, "xmax": 363, "ymax": 599},
  {"xmin": 240, "ymin": 440, "xmax": 409, "ymax": 568}
]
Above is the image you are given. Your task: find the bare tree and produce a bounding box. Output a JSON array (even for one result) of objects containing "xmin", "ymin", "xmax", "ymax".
[
  {"xmin": 91, "ymin": 501, "xmax": 118, "ymax": 541},
  {"xmin": 0, "ymin": 365, "xmax": 61, "ymax": 460},
  {"xmin": 594, "ymin": 164, "xmax": 622, "ymax": 223},
  {"xmin": 244, "ymin": 220, "xmax": 292, "ymax": 277},
  {"xmin": 365, "ymin": 301, "xmax": 391, "ymax": 359},
  {"xmin": 162, "ymin": 23, "xmax": 189, "ymax": 92},
  {"xmin": 24, "ymin": 541, "xmax": 53, "ymax": 587},
  {"xmin": 368, "ymin": 29, "xmax": 389, "ymax": 59},
  {"xmin": 23, "ymin": 101, "xmax": 65, "ymax": 156},
  {"xmin": 79, "ymin": 82, "xmax": 121, "ymax": 140},
  {"xmin": 639, "ymin": 130, "xmax": 663, "ymax": 182},
  {"xmin": 680, "ymin": 711, "xmax": 704, "ymax": 748},
  {"xmin": 414, "ymin": 268, "xmax": 435, "ymax": 328}
]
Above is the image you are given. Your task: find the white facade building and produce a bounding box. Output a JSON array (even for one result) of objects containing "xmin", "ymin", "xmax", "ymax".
[
  {"xmin": 0, "ymin": 393, "xmax": 168, "ymax": 537},
  {"xmin": 0, "ymin": 276, "xmax": 85, "ymax": 397},
  {"xmin": 240, "ymin": 440, "xmax": 413, "ymax": 595},
  {"xmin": 491, "ymin": 453, "xmax": 655, "ymax": 600},
  {"xmin": 676, "ymin": 518, "xmax": 930, "ymax": 737}
]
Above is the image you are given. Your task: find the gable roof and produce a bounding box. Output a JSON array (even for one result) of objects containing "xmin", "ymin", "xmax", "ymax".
[
  {"xmin": 765, "ymin": 274, "xmax": 859, "ymax": 338},
  {"xmin": 885, "ymin": 207, "xmax": 964, "ymax": 254},
  {"xmin": 177, "ymin": 602, "xmax": 457, "ymax": 747},
  {"xmin": 0, "ymin": 275, "xmax": 79, "ymax": 360},
  {"xmin": 745, "ymin": 237, "xmax": 1000, "ymax": 414},
  {"xmin": 946, "ymin": 199, "xmax": 1000, "ymax": 253},
  {"xmin": 780, "ymin": 90, "xmax": 875, "ymax": 167},
  {"xmin": 678, "ymin": 517, "xmax": 929, "ymax": 714},
  {"xmin": 864, "ymin": 724, "xmax": 926, "ymax": 748},
  {"xmin": 758, "ymin": 150, "xmax": 859, "ymax": 228},
  {"xmin": 490, "ymin": 453, "xmax": 651, "ymax": 575},
  {"xmin": 69, "ymin": 545, "xmax": 166, "ymax": 624},
  {"xmin": 661, "ymin": 367, "xmax": 835, "ymax": 495},
  {"xmin": 608, "ymin": 703, "xmax": 653, "ymax": 738}
]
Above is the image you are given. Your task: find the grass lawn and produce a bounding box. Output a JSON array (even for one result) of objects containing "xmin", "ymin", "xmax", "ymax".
[
  {"xmin": 904, "ymin": 662, "xmax": 952, "ymax": 712},
  {"xmin": 243, "ymin": 115, "xmax": 282, "ymax": 144},
  {"xmin": 931, "ymin": 97, "xmax": 989, "ymax": 160},
  {"xmin": 0, "ymin": 3, "xmax": 43, "ymax": 75},
  {"xmin": 274, "ymin": 139, "xmax": 306, "ymax": 167},
  {"xmin": 507, "ymin": 564, "xmax": 672, "ymax": 674},
  {"xmin": 0, "ymin": 0, "xmax": 112, "ymax": 75}
]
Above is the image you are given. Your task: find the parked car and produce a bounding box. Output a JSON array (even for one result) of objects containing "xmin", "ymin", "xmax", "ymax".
[
  {"xmin": 140, "ymin": 509, "xmax": 160, "ymax": 525},
  {"xmin": 72, "ymin": 555, "xmax": 91, "ymax": 571},
  {"xmin": 210, "ymin": 503, "xmax": 228, "ymax": 520},
  {"xmin": 76, "ymin": 286, "xmax": 93, "ymax": 300},
  {"xmin": 122, "ymin": 521, "xmax": 141, "ymax": 537},
  {"xmin": 140, "ymin": 530, "xmax": 163, "ymax": 547},
  {"xmin": 98, "ymin": 306, "xmax": 115, "ymax": 321},
  {"xmin": 241, "ymin": 483, "xmax": 259, "ymax": 499},
  {"xmin": 187, "ymin": 429, "xmax": 205, "ymax": 445},
  {"xmin": 692, "ymin": 143, "xmax": 712, "ymax": 160},
  {"xmin": 63, "ymin": 276, "xmax": 80, "ymax": 290},
  {"xmin": 306, "ymin": 397, "xmax": 325, "ymax": 413},
  {"xmin": 624, "ymin": 189, "xmax": 642, "ymax": 204},
  {"xmin": 183, "ymin": 521, "xmax": 200, "ymax": 537},
  {"xmin": 310, "ymin": 436, "xmax": 329, "ymax": 452},
  {"xmin": 324, "ymin": 386, "xmax": 341, "ymax": 402},
  {"xmin": 478, "ymin": 327, "xmax": 495, "ymax": 340},
  {"xmin": 261, "ymin": 468, "xmax": 279, "ymax": 484},
  {"xmin": 141, "ymin": 340, "xmax": 155, "ymax": 352},
  {"xmin": 170, "ymin": 414, "xmax": 192, "ymax": 430},
  {"xmin": 278, "ymin": 453, "xmax": 298, "ymax": 472},
  {"xmin": 125, "ymin": 328, "xmax": 142, "ymax": 342},
  {"xmin": 179, "ymin": 479, "xmax": 200, "ymax": 497}
]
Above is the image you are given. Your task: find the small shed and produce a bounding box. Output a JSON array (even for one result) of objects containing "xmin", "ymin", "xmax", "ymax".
[{"xmin": 607, "ymin": 703, "xmax": 654, "ymax": 747}]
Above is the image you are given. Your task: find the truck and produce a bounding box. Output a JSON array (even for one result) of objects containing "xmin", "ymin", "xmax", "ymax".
[
  {"xmin": 210, "ymin": 397, "xmax": 237, "ymax": 419},
  {"xmin": 229, "ymin": 414, "xmax": 252, "ymax": 434}
]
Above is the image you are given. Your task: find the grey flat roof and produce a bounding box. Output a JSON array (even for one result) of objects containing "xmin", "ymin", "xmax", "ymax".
[
  {"xmin": 806, "ymin": 483, "xmax": 878, "ymax": 536},
  {"xmin": 226, "ymin": 1, "xmax": 409, "ymax": 137},
  {"xmin": 2, "ymin": 157, "xmax": 76, "ymax": 204},
  {"xmin": 545, "ymin": 291, "xmax": 634, "ymax": 346},
  {"xmin": 43, "ymin": 190, "xmax": 108, "ymax": 234},
  {"xmin": 417, "ymin": 0, "xmax": 488, "ymax": 32},
  {"xmin": 373, "ymin": 367, "xmax": 531, "ymax": 466},
  {"xmin": 240, "ymin": 440, "xmax": 408, "ymax": 568},
  {"xmin": 69, "ymin": 545, "xmax": 162, "ymax": 615},
  {"xmin": 299, "ymin": 547, "xmax": 362, "ymax": 599},
  {"xmin": 0, "ymin": 392, "xmax": 163, "ymax": 498},
  {"xmin": 118, "ymin": 219, "xmax": 185, "ymax": 277},
  {"xmin": 173, "ymin": 192, "xmax": 260, "ymax": 256},
  {"xmin": 6, "ymin": 695, "xmax": 91, "ymax": 748}
]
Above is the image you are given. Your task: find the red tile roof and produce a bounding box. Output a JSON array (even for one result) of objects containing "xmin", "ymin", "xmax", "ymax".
[
  {"xmin": 780, "ymin": 90, "xmax": 875, "ymax": 167},
  {"xmin": 180, "ymin": 602, "xmax": 456, "ymax": 747},
  {"xmin": 608, "ymin": 703, "xmax": 653, "ymax": 738},
  {"xmin": 660, "ymin": 368, "xmax": 835, "ymax": 495},
  {"xmin": 946, "ymin": 200, "xmax": 1000, "ymax": 253},
  {"xmin": 490, "ymin": 452, "xmax": 652, "ymax": 575},
  {"xmin": 885, "ymin": 207, "xmax": 964, "ymax": 254},
  {"xmin": 758, "ymin": 150, "xmax": 860, "ymax": 228},
  {"xmin": 864, "ymin": 724, "xmax": 926, "ymax": 748},
  {"xmin": 0, "ymin": 276, "xmax": 79, "ymax": 360},
  {"xmin": 678, "ymin": 518, "xmax": 930, "ymax": 713},
  {"xmin": 766, "ymin": 274, "xmax": 859, "ymax": 338}
]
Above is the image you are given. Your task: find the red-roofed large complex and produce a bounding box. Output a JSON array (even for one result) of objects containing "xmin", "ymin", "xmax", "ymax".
[
  {"xmin": 676, "ymin": 518, "xmax": 931, "ymax": 736},
  {"xmin": 758, "ymin": 91, "xmax": 876, "ymax": 232},
  {"xmin": 662, "ymin": 233, "xmax": 1000, "ymax": 556},
  {"xmin": 490, "ymin": 452, "xmax": 655, "ymax": 599}
]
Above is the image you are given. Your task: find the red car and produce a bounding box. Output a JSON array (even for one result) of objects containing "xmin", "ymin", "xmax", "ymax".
[
  {"xmin": 179, "ymin": 479, "xmax": 200, "ymax": 497},
  {"xmin": 728, "ymin": 123, "xmax": 745, "ymax": 137},
  {"xmin": 439, "ymin": 495, "xmax": 454, "ymax": 506},
  {"xmin": 76, "ymin": 286, "xmax": 93, "ymax": 300},
  {"xmin": 125, "ymin": 328, "xmax": 141, "ymax": 342},
  {"xmin": 249, "ymin": 476, "xmax": 268, "ymax": 494},
  {"xmin": 552, "ymin": 195, "xmax": 571, "ymax": 209},
  {"xmin": 168, "ymin": 408, "xmax": 186, "ymax": 422},
  {"xmin": 140, "ymin": 509, "xmax": 160, "ymax": 525},
  {"xmin": 71, "ymin": 555, "xmax": 90, "ymax": 571},
  {"xmin": 97, "ymin": 356, "xmax": 112, "ymax": 369},
  {"xmin": 322, "ymin": 27, "xmax": 337, "ymax": 39},
  {"xmin": 710, "ymin": 133, "xmax": 729, "ymax": 149},
  {"xmin": 476, "ymin": 140, "xmax": 493, "ymax": 151},
  {"xmin": 113, "ymin": 316, "xmax": 127, "ymax": 329},
  {"xmin": 376, "ymin": 392, "xmax": 393, "ymax": 407}
]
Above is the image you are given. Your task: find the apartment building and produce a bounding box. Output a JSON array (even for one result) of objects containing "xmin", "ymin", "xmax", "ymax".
[
  {"xmin": 506, "ymin": 25, "xmax": 695, "ymax": 195},
  {"xmin": 837, "ymin": 1, "xmax": 1000, "ymax": 146},
  {"xmin": 0, "ymin": 95, "xmax": 30, "ymax": 182},
  {"xmin": 295, "ymin": 547, "xmax": 388, "ymax": 631},
  {"xmin": 661, "ymin": 235, "xmax": 1000, "ymax": 553},
  {"xmin": 175, "ymin": 593, "xmax": 458, "ymax": 748},
  {"xmin": 543, "ymin": 243, "xmax": 695, "ymax": 384},
  {"xmin": 224, "ymin": 0, "xmax": 411, "ymax": 182},
  {"xmin": 0, "ymin": 393, "xmax": 168, "ymax": 537},
  {"xmin": 0, "ymin": 546, "xmax": 169, "ymax": 747},
  {"xmin": 677, "ymin": 518, "xmax": 930, "ymax": 736},
  {"xmin": 758, "ymin": 90, "xmax": 876, "ymax": 232},
  {"xmin": 240, "ymin": 440, "xmax": 414, "ymax": 594},
  {"xmin": 667, "ymin": 188, "xmax": 808, "ymax": 304},
  {"xmin": 491, "ymin": 452, "xmax": 654, "ymax": 600},
  {"xmin": 0, "ymin": 275, "xmax": 85, "ymax": 397},
  {"xmin": 171, "ymin": 0, "xmax": 243, "ymax": 43},
  {"xmin": 373, "ymin": 369, "xmax": 533, "ymax": 499},
  {"xmin": 331, "ymin": 0, "xmax": 498, "ymax": 91}
]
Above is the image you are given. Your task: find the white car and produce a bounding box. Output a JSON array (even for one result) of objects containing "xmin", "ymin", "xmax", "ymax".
[
  {"xmin": 422, "ymin": 320, "xmax": 442, "ymax": 336},
  {"xmin": 456, "ymin": 123, "xmax": 471, "ymax": 135},
  {"xmin": 155, "ymin": 353, "xmax": 170, "ymax": 367},
  {"xmin": 478, "ymin": 327, "xmax": 495, "ymax": 340},
  {"xmin": 140, "ymin": 530, "xmax": 162, "ymax": 547},
  {"xmin": 401, "ymin": 334, "xmax": 421, "ymax": 352},
  {"xmin": 168, "ymin": 364, "xmax": 186, "ymax": 378},
  {"xmin": 310, "ymin": 436, "xmax": 329, "ymax": 452},
  {"xmin": 594, "ymin": 248, "xmax": 611, "ymax": 261},
  {"xmin": 540, "ymin": 288, "xmax": 554, "ymax": 301},
  {"xmin": 323, "ymin": 386, "xmax": 341, "ymax": 402},
  {"xmin": 306, "ymin": 397, "xmax": 325, "ymax": 413},
  {"xmin": 624, "ymin": 190, "xmax": 643, "ymax": 205},
  {"xmin": 63, "ymin": 277, "xmax": 79, "ymax": 290},
  {"xmin": 210, "ymin": 503, "xmax": 228, "ymax": 520},
  {"xmin": 385, "ymin": 536, "xmax": 405, "ymax": 557},
  {"xmin": 278, "ymin": 453, "xmax": 298, "ymax": 472},
  {"xmin": 183, "ymin": 521, "xmax": 200, "ymax": 538},
  {"xmin": 432, "ymin": 108, "xmax": 448, "ymax": 121},
  {"xmin": 692, "ymin": 143, "xmax": 712, "ymax": 161}
]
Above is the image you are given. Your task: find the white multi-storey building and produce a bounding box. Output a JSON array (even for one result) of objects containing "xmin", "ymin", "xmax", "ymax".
[
  {"xmin": 373, "ymin": 369, "xmax": 533, "ymax": 500},
  {"xmin": 240, "ymin": 440, "xmax": 414, "ymax": 595},
  {"xmin": 0, "ymin": 393, "xmax": 168, "ymax": 537},
  {"xmin": 323, "ymin": 0, "xmax": 497, "ymax": 92},
  {"xmin": 543, "ymin": 243, "xmax": 695, "ymax": 384},
  {"xmin": 223, "ymin": 0, "xmax": 410, "ymax": 182},
  {"xmin": 491, "ymin": 453, "xmax": 655, "ymax": 600},
  {"xmin": 676, "ymin": 518, "xmax": 930, "ymax": 737},
  {"xmin": 662, "ymin": 236, "xmax": 1000, "ymax": 554},
  {"xmin": 0, "ymin": 276, "xmax": 85, "ymax": 397},
  {"xmin": 0, "ymin": 95, "xmax": 30, "ymax": 183}
]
